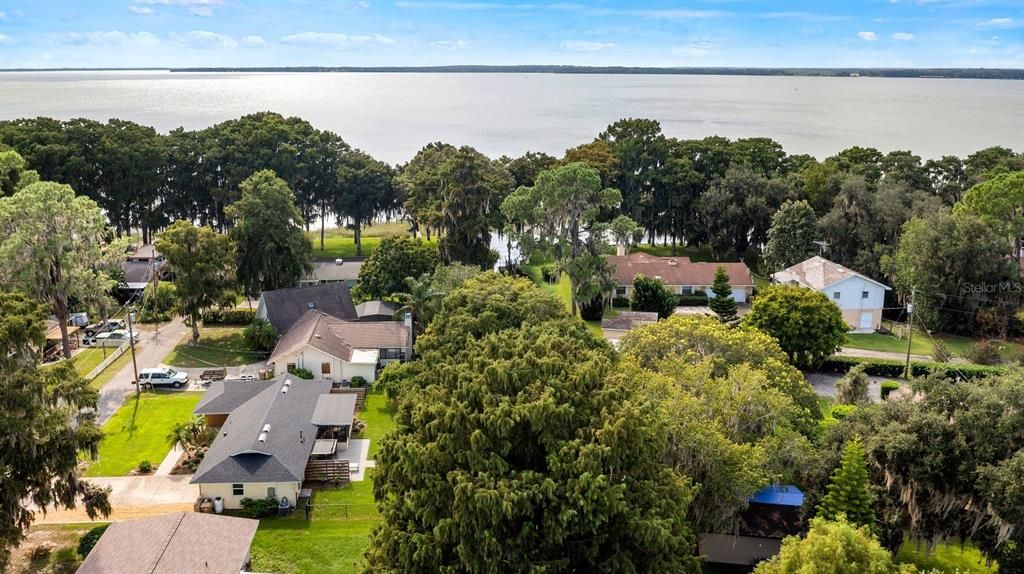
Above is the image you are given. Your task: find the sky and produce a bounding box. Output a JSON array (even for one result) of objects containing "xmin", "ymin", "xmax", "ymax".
[{"xmin": 0, "ymin": 0, "xmax": 1022, "ymax": 69}]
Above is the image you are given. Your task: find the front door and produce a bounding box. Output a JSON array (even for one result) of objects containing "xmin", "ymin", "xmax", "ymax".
[{"xmin": 859, "ymin": 311, "xmax": 873, "ymax": 330}]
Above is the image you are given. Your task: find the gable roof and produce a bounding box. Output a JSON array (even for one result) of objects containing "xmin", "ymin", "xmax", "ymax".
[
  {"xmin": 608, "ymin": 252, "xmax": 754, "ymax": 288},
  {"xmin": 269, "ymin": 310, "xmax": 408, "ymax": 364},
  {"xmin": 259, "ymin": 282, "xmax": 358, "ymax": 333},
  {"xmin": 75, "ymin": 512, "xmax": 258, "ymax": 574},
  {"xmin": 194, "ymin": 379, "xmax": 275, "ymax": 415},
  {"xmin": 191, "ymin": 375, "xmax": 335, "ymax": 484},
  {"xmin": 771, "ymin": 256, "xmax": 890, "ymax": 291},
  {"xmin": 355, "ymin": 300, "xmax": 401, "ymax": 320}
]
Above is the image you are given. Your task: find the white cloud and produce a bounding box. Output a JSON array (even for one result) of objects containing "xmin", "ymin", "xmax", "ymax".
[
  {"xmin": 242, "ymin": 35, "xmax": 265, "ymax": 47},
  {"xmin": 857, "ymin": 31, "xmax": 878, "ymax": 41},
  {"xmin": 132, "ymin": 0, "xmax": 222, "ymax": 16},
  {"xmin": 560, "ymin": 40, "xmax": 616, "ymax": 52},
  {"xmin": 171, "ymin": 30, "xmax": 237, "ymax": 49},
  {"xmin": 280, "ymin": 32, "xmax": 396, "ymax": 48},
  {"xmin": 977, "ymin": 17, "xmax": 1018, "ymax": 29},
  {"xmin": 59, "ymin": 30, "xmax": 160, "ymax": 47},
  {"xmin": 0, "ymin": 33, "xmax": 15, "ymax": 46},
  {"xmin": 892, "ymin": 32, "xmax": 915, "ymax": 41},
  {"xmin": 128, "ymin": 5, "xmax": 154, "ymax": 14},
  {"xmin": 188, "ymin": 5, "xmax": 213, "ymax": 16},
  {"xmin": 430, "ymin": 40, "xmax": 468, "ymax": 49}
]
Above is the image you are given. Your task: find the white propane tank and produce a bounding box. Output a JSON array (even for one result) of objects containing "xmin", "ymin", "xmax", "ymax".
[{"xmin": 213, "ymin": 496, "xmax": 224, "ymax": 514}]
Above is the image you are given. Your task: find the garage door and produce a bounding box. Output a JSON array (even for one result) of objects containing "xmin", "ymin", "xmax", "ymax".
[
  {"xmin": 859, "ymin": 311, "xmax": 873, "ymax": 330},
  {"xmin": 732, "ymin": 288, "xmax": 747, "ymax": 303}
]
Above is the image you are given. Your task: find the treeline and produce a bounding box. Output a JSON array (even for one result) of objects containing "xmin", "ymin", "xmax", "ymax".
[{"xmin": 2, "ymin": 113, "xmax": 1022, "ymax": 333}]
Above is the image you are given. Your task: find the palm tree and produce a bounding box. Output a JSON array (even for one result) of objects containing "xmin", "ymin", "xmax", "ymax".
[
  {"xmin": 170, "ymin": 415, "xmax": 209, "ymax": 455},
  {"xmin": 394, "ymin": 273, "xmax": 445, "ymax": 334}
]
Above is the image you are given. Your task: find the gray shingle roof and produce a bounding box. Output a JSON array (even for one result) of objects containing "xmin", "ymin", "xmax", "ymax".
[
  {"xmin": 355, "ymin": 300, "xmax": 401, "ymax": 321},
  {"xmin": 259, "ymin": 282, "xmax": 358, "ymax": 333},
  {"xmin": 194, "ymin": 379, "xmax": 275, "ymax": 415},
  {"xmin": 268, "ymin": 309, "xmax": 409, "ymax": 365},
  {"xmin": 191, "ymin": 375, "xmax": 335, "ymax": 485}
]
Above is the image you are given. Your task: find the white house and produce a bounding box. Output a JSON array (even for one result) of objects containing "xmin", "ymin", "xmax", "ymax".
[
  {"xmin": 608, "ymin": 252, "xmax": 755, "ymax": 303},
  {"xmin": 771, "ymin": 256, "xmax": 891, "ymax": 333}
]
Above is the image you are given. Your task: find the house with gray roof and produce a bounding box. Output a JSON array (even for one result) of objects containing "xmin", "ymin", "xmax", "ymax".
[
  {"xmin": 256, "ymin": 282, "xmax": 359, "ymax": 334},
  {"xmin": 191, "ymin": 375, "xmax": 358, "ymax": 510}
]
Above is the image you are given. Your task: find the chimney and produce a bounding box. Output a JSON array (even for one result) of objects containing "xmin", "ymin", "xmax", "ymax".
[
  {"xmin": 404, "ymin": 311, "xmax": 414, "ymax": 361},
  {"xmin": 616, "ymin": 243, "xmax": 626, "ymax": 257}
]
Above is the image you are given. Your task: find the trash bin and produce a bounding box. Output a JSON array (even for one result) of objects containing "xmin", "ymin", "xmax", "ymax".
[{"xmin": 213, "ymin": 497, "xmax": 224, "ymax": 514}]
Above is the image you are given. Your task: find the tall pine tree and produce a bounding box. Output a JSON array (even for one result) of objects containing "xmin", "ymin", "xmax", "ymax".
[
  {"xmin": 817, "ymin": 437, "xmax": 875, "ymax": 528},
  {"xmin": 709, "ymin": 266, "xmax": 738, "ymax": 322}
]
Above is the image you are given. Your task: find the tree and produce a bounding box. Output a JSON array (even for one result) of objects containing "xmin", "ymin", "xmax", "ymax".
[
  {"xmin": 697, "ymin": 166, "xmax": 791, "ymax": 259},
  {"xmin": 225, "ymin": 170, "xmax": 313, "ymax": 298},
  {"xmin": 352, "ymin": 236, "xmax": 439, "ymax": 302},
  {"xmin": 0, "ymin": 181, "xmax": 125, "ymax": 358},
  {"xmin": 817, "ymin": 437, "xmax": 875, "ymax": 528},
  {"xmin": 598, "ymin": 118, "xmax": 668, "ymax": 235},
  {"xmin": 334, "ymin": 150, "xmax": 397, "ymax": 256},
  {"xmin": 609, "ymin": 214, "xmax": 642, "ymax": 254},
  {"xmin": 764, "ymin": 199, "xmax": 818, "ymax": 272},
  {"xmin": 955, "ymin": 171, "xmax": 1024, "ymax": 262},
  {"xmin": 394, "ymin": 273, "xmax": 444, "ymax": 334},
  {"xmin": 365, "ymin": 316, "xmax": 699, "ymax": 573},
  {"xmin": 0, "ymin": 149, "xmax": 39, "ymax": 196},
  {"xmin": 155, "ymin": 221, "xmax": 234, "ymax": 343},
  {"xmin": 501, "ymin": 151, "xmax": 558, "ymax": 188},
  {"xmin": 630, "ymin": 274, "xmax": 676, "ymax": 319},
  {"xmin": 399, "ymin": 142, "xmax": 456, "ymax": 240},
  {"xmin": 243, "ymin": 318, "xmax": 278, "ymax": 352},
  {"xmin": 562, "ymin": 139, "xmax": 619, "ymax": 187},
  {"xmin": 745, "ymin": 285, "xmax": 847, "ymax": 369},
  {"xmin": 836, "ymin": 364, "xmax": 871, "ymax": 406},
  {"xmin": 708, "ymin": 266, "xmax": 738, "ymax": 322},
  {"xmin": 0, "ymin": 291, "xmax": 110, "ymax": 569},
  {"xmin": 435, "ymin": 146, "xmax": 513, "ymax": 268},
  {"xmin": 753, "ymin": 516, "xmax": 910, "ymax": 574},
  {"xmin": 502, "ymin": 162, "xmax": 621, "ymax": 315}
]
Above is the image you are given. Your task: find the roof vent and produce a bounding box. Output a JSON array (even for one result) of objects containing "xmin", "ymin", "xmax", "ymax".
[
  {"xmin": 262, "ymin": 423, "xmax": 271, "ymax": 433},
  {"xmin": 282, "ymin": 386, "xmax": 289, "ymax": 394},
  {"xmin": 335, "ymin": 258, "xmax": 344, "ymax": 265},
  {"xmin": 668, "ymin": 260, "xmax": 677, "ymax": 266},
  {"xmin": 307, "ymin": 302, "xmax": 316, "ymax": 309},
  {"xmin": 258, "ymin": 432, "xmax": 268, "ymax": 443}
]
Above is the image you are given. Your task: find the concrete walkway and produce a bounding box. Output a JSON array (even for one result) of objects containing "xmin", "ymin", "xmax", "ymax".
[
  {"xmin": 34, "ymin": 475, "xmax": 198, "ymax": 524},
  {"xmin": 94, "ymin": 317, "xmax": 189, "ymax": 424},
  {"xmin": 839, "ymin": 347, "xmax": 930, "ymax": 362},
  {"xmin": 155, "ymin": 444, "xmax": 184, "ymax": 476}
]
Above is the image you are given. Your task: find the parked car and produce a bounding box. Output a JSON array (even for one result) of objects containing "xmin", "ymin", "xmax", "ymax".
[
  {"xmin": 136, "ymin": 367, "xmax": 189, "ymax": 389},
  {"xmin": 83, "ymin": 319, "xmax": 126, "ymax": 337},
  {"xmin": 90, "ymin": 329, "xmax": 139, "ymax": 347}
]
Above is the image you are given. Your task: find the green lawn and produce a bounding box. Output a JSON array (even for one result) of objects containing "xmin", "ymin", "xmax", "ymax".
[
  {"xmin": 84, "ymin": 392, "xmax": 202, "ymax": 477},
  {"xmin": 71, "ymin": 348, "xmax": 108, "ymax": 376},
  {"xmin": 633, "ymin": 243, "xmax": 718, "ymax": 261},
  {"xmin": 897, "ymin": 539, "xmax": 996, "ymax": 573},
  {"xmin": 354, "ymin": 393, "xmax": 397, "ymax": 459},
  {"xmin": 845, "ymin": 323, "xmax": 1024, "ymax": 361},
  {"xmin": 164, "ymin": 326, "xmax": 263, "ymax": 368},
  {"xmin": 521, "ymin": 261, "xmax": 603, "ymax": 337},
  {"xmin": 250, "ymin": 477, "xmax": 379, "ymax": 574},
  {"xmin": 87, "ymin": 351, "xmax": 133, "ymax": 391},
  {"xmin": 307, "ymin": 222, "xmax": 435, "ymax": 259}
]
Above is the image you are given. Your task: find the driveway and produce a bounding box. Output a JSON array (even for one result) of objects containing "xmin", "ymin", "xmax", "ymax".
[
  {"xmin": 805, "ymin": 372, "xmax": 892, "ymax": 403},
  {"xmin": 94, "ymin": 317, "xmax": 189, "ymax": 424},
  {"xmin": 839, "ymin": 347, "xmax": 930, "ymax": 362},
  {"xmin": 32, "ymin": 475, "xmax": 198, "ymax": 524}
]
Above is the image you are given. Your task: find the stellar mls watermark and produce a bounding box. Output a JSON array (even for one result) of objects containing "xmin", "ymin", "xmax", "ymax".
[{"xmin": 961, "ymin": 282, "xmax": 1024, "ymax": 295}]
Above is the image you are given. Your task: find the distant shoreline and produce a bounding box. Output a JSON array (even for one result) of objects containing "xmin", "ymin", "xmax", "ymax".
[{"xmin": 2, "ymin": 65, "xmax": 1022, "ymax": 80}]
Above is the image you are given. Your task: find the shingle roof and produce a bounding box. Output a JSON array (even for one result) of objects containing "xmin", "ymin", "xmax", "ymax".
[
  {"xmin": 194, "ymin": 379, "xmax": 275, "ymax": 415},
  {"xmin": 355, "ymin": 300, "xmax": 401, "ymax": 320},
  {"xmin": 191, "ymin": 375, "xmax": 335, "ymax": 484},
  {"xmin": 771, "ymin": 256, "xmax": 890, "ymax": 291},
  {"xmin": 259, "ymin": 282, "xmax": 358, "ymax": 333},
  {"xmin": 609, "ymin": 252, "xmax": 753, "ymax": 288},
  {"xmin": 269, "ymin": 310, "xmax": 408, "ymax": 365},
  {"xmin": 75, "ymin": 512, "xmax": 258, "ymax": 574}
]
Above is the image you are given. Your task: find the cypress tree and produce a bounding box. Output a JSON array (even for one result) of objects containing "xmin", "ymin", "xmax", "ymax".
[
  {"xmin": 817, "ymin": 437, "xmax": 875, "ymax": 528},
  {"xmin": 709, "ymin": 266, "xmax": 738, "ymax": 322}
]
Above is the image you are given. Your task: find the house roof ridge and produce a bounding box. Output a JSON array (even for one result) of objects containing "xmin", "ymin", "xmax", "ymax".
[{"xmin": 144, "ymin": 511, "xmax": 185, "ymax": 574}]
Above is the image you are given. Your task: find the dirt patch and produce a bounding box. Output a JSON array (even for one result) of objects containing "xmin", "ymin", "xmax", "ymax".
[{"xmin": 7, "ymin": 524, "xmax": 99, "ymax": 574}]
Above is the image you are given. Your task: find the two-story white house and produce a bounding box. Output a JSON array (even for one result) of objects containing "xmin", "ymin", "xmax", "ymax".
[{"xmin": 771, "ymin": 256, "xmax": 890, "ymax": 333}]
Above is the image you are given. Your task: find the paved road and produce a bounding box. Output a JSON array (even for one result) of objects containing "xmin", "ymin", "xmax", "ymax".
[
  {"xmin": 94, "ymin": 317, "xmax": 188, "ymax": 424},
  {"xmin": 839, "ymin": 347, "xmax": 930, "ymax": 362}
]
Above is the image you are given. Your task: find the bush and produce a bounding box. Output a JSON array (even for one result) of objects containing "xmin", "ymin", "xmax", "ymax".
[
  {"xmin": 352, "ymin": 416, "xmax": 367, "ymax": 434},
  {"xmin": 201, "ymin": 308, "xmax": 256, "ymax": 325},
  {"xmin": 836, "ymin": 364, "xmax": 871, "ymax": 405},
  {"xmin": 243, "ymin": 318, "xmax": 278, "ymax": 352},
  {"xmin": 77, "ymin": 524, "xmax": 110, "ymax": 557},
  {"xmin": 830, "ymin": 404, "xmax": 858, "ymax": 420},
  {"xmin": 288, "ymin": 366, "xmax": 314, "ymax": 379},
  {"xmin": 350, "ymin": 375, "xmax": 367, "ymax": 388},
  {"xmin": 611, "ymin": 296, "xmax": 630, "ymax": 308},
  {"xmin": 240, "ymin": 496, "xmax": 279, "ymax": 518},
  {"xmin": 931, "ymin": 339, "xmax": 951, "ymax": 362},
  {"xmin": 818, "ymin": 355, "xmax": 1003, "ymax": 380},
  {"xmin": 579, "ymin": 295, "xmax": 605, "ymax": 321},
  {"xmin": 965, "ymin": 340, "xmax": 1002, "ymax": 365},
  {"xmin": 138, "ymin": 282, "xmax": 176, "ymax": 323},
  {"xmin": 880, "ymin": 381, "xmax": 900, "ymax": 400},
  {"xmin": 631, "ymin": 274, "xmax": 676, "ymax": 319},
  {"xmin": 540, "ymin": 265, "xmax": 559, "ymax": 283},
  {"xmin": 676, "ymin": 294, "xmax": 709, "ymax": 307},
  {"xmin": 136, "ymin": 460, "xmax": 153, "ymax": 474}
]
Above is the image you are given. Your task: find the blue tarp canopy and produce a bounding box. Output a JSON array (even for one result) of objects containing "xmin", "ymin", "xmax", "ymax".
[{"xmin": 749, "ymin": 485, "xmax": 804, "ymax": 507}]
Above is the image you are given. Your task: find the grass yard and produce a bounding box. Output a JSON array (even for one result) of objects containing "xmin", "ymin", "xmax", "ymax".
[
  {"xmin": 84, "ymin": 392, "xmax": 202, "ymax": 477},
  {"xmin": 164, "ymin": 326, "xmax": 263, "ymax": 368},
  {"xmin": 354, "ymin": 393, "xmax": 397, "ymax": 459},
  {"xmin": 70, "ymin": 348, "xmax": 108, "ymax": 376},
  {"xmin": 633, "ymin": 243, "xmax": 718, "ymax": 261},
  {"xmin": 249, "ymin": 477, "xmax": 379, "ymax": 574},
  {"xmin": 521, "ymin": 260, "xmax": 604, "ymax": 337},
  {"xmin": 307, "ymin": 222, "xmax": 433, "ymax": 259},
  {"xmin": 845, "ymin": 323, "xmax": 1024, "ymax": 361},
  {"xmin": 87, "ymin": 351, "xmax": 133, "ymax": 391},
  {"xmin": 7, "ymin": 523, "xmax": 104, "ymax": 574},
  {"xmin": 897, "ymin": 539, "xmax": 996, "ymax": 573}
]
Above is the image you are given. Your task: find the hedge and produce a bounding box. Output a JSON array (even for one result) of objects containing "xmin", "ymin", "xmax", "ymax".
[
  {"xmin": 818, "ymin": 355, "xmax": 1003, "ymax": 380},
  {"xmin": 676, "ymin": 294, "xmax": 710, "ymax": 307},
  {"xmin": 611, "ymin": 297, "xmax": 631, "ymax": 309},
  {"xmin": 201, "ymin": 308, "xmax": 256, "ymax": 325}
]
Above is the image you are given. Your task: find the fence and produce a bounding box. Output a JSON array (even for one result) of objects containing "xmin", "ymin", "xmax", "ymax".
[
  {"xmin": 303, "ymin": 502, "xmax": 379, "ymax": 521},
  {"xmin": 84, "ymin": 342, "xmax": 130, "ymax": 381}
]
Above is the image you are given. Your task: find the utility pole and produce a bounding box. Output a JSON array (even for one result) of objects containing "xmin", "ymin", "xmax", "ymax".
[
  {"xmin": 904, "ymin": 288, "xmax": 916, "ymax": 379},
  {"xmin": 127, "ymin": 306, "xmax": 141, "ymax": 397},
  {"xmin": 149, "ymin": 256, "xmax": 160, "ymax": 335}
]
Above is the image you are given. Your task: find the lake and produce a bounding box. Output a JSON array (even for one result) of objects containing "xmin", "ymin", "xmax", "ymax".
[{"xmin": 1, "ymin": 70, "xmax": 1022, "ymax": 163}]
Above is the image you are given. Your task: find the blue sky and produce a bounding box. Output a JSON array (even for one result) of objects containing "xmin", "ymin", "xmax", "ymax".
[{"xmin": 0, "ymin": 0, "xmax": 1022, "ymax": 69}]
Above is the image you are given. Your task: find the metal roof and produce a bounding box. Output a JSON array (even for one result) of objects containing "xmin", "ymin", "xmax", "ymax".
[
  {"xmin": 311, "ymin": 393, "xmax": 356, "ymax": 427},
  {"xmin": 748, "ymin": 485, "xmax": 804, "ymax": 507}
]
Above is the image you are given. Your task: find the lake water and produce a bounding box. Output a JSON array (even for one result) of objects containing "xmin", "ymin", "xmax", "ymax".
[{"xmin": 1, "ymin": 70, "xmax": 1022, "ymax": 163}]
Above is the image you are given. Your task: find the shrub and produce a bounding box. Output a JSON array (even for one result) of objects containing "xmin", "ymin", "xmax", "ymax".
[
  {"xmin": 611, "ymin": 296, "xmax": 630, "ymax": 308},
  {"xmin": 836, "ymin": 364, "xmax": 871, "ymax": 405},
  {"xmin": 830, "ymin": 404, "xmax": 858, "ymax": 420},
  {"xmin": 579, "ymin": 295, "xmax": 605, "ymax": 321},
  {"xmin": 540, "ymin": 265, "xmax": 559, "ymax": 283},
  {"xmin": 288, "ymin": 366, "xmax": 314, "ymax": 379},
  {"xmin": 136, "ymin": 460, "xmax": 153, "ymax": 474},
  {"xmin": 350, "ymin": 375, "xmax": 367, "ymax": 388},
  {"xmin": 240, "ymin": 496, "xmax": 279, "ymax": 518},
  {"xmin": 631, "ymin": 274, "xmax": 675, "ymax": 319},
  {"xmin": 77, "ymin": 524, "xmax": 110, "ymax": 557},
  {"xmin": 1011, "ymin": 347, "xmax": 1024, "ymax": 367},
  {"xmin": 353, "ymin": 416, "xmax": 367, "ymax": 434},
  {"xmin": 965, "ymin": 340, "xmax": 1002, "ymax": 365},
  {"xmin": 676, "ymin": 294, "xmax": 709, "ymax": 307},
  {"xmin": 880, "ymin": 381, "xmax": 900, "ymax": 400},
  {"xmin": 201, "ymin": 308, "xmax": 256, "ymax": 325},
  {"xmin": 243, "ymin": 318, "xmax": 278, "ymax": 352},
  {"xmin": 818, "ymin": 355, "xmax": 1003, "ymax": 380},
  {"xmin": 931, "ymin": 339, "xmax": 951, "ymax": 362},
  {"xmin": 138, "ymin": 282, "xmax": 176, "ymax": 323}
]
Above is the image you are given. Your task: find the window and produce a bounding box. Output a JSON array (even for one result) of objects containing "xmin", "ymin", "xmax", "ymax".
[
  {"xmin": 381, "ymin": 348, "xmax": 404, "ymax": 360},
  {"xmin": 321, "ymin": 362, "xmax": 331, "ymax": 374},
  {"xmin": 286, "ymin": 363, "xmax": 296, "ymax": 372},
  {"xmin": 681, "ymin": 286, "xmax": 693, "ymax": 295},
  {"xmin": 833, "ymin": 292, "xmax": 841, "ymax": 300},
  {"xmin": 862, "ymin": 291, "xmax": 869, "ymax": 299},
  {"xmin": 615, "ymin": 286, "xmax": 627, "ymax": 296},
  {"xmin": 267, "ymin": 486, "xmax": 276, "ymax": 499},
  {"xmin": 232, "ymin": 484, "xmax": 244, "ymax": 496}
]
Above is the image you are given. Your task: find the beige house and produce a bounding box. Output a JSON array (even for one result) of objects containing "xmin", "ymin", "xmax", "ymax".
[
  {"xmin": 771, "ymin": 256, "xmax": 890, "ymax": 333},
  {"xmin": 608, "ymin": 252, "xmax": 754, "ymax": 303}
]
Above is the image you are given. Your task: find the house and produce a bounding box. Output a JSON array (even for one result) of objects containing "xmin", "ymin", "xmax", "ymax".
[
  {"xmin": 191, "ymin": 375, "xmax": 359, "ymax": 509},
  {"xmin": 122, "ymin": 244, "xmax": 169, "ymax": 292},
  {"xmin": 771, "ymin": 256, "xmax": 890, "ymax": 333},
  {"xmin": 355, "ymin": 300, "xmax": 401, "ymax": 321},
  {"xmin": 268, "ymin": 309, "xmax": 412, "ymax": 381},
  {"xmin": 299, "ymin": 258, "xmax": 364, "ymax": 287},
  {"xmin": 601, "ymin": 311, "xmax": 659, "ymax": 344},
  {"xmin": 75, "ymin": 511, "xmax": 258, "ymax": 574},
  {"xmin": 609, "ymin": 252, "xmax": 754, "ymax": 303},
  {"xmin": 256, "ymin": 282, "xmax": 359, "ymax": 334},
  {"xmin": 699, "ymin": 485, "xmax": 805, "ymax": 567}
]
